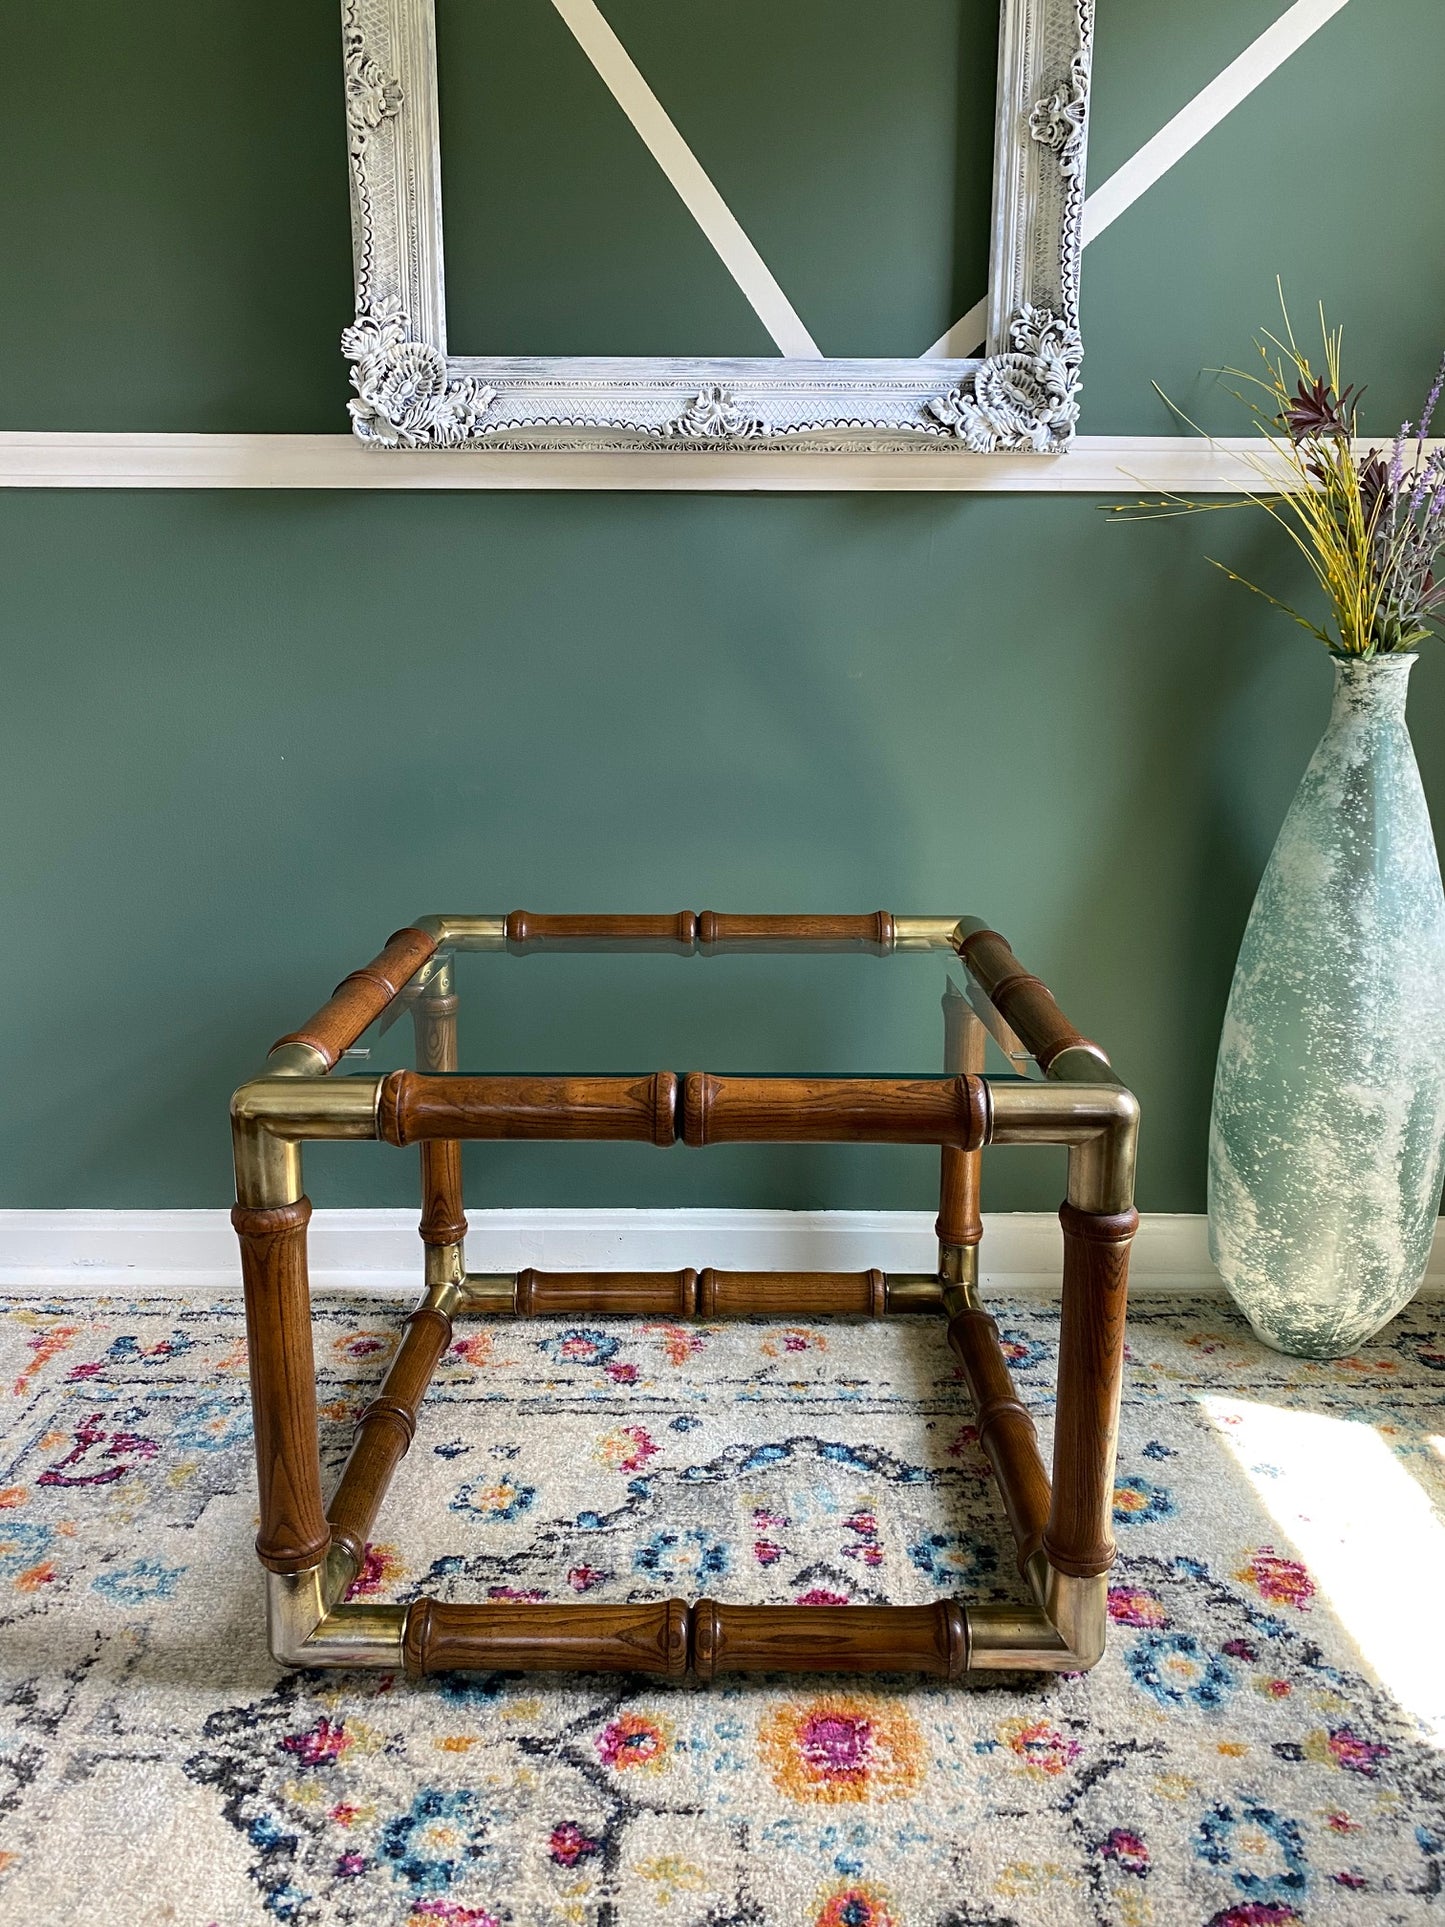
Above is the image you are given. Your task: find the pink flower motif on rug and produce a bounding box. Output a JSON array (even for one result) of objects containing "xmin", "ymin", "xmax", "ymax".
[
  {"xmin": 1108, "ymin": 1586, "xmax": 1168, "ymax": 1627},
  {"xmin": 596, "ymin": 1712, "xmax": 670, "ymax": 1772},
  {"xmin": 1305, "ymin": 1726, "xmax": 1391, "ymax": 1776},
  {"xmin": 1098, "ymin": 1827, "xmax": 1150, "ymax": 1874},
  {"xmin": 548, "ymin": 1821, "xmax": 600, "ymax": 1867},
  {"xmin": 332, "ymin": 1330, "xmax": 392, "ymax": 1363},
  {"xmin": 281, "ymin": 1717, "xmax": 352, "ymax": 1768},
  {"xmin": 759, "ymin": 1326, "xmax": 827, "ymax": 1357},
  {"xmin": 346, "ymin": 1544, "xmax": 405, "ymax": 1597},
  {"xmin": 408, "ymin": 1903, "xmax": 501, "ymax": 1927},
  {"xmin": 1205, "ymin": 1907, "xmax": 1301, "ymax": 1927},
  {"xmin": 38, "ymin": 1413, "xmax": 158, "ymax": 1487},
  {"xmin": 567, "ymin": 1563, "xmax": 608, "ymax": 1592},
  {"xmin": 1237, "ymin": 1548, "xmax": 1315, "ymax": 1610},
  {"xmin": 841, "ymin": 1507, "xmax": 882, "ymax": 1567}
]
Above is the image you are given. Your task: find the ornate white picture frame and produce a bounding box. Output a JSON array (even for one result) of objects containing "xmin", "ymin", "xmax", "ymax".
[{"xmin": 340, "ymin": 0, "xmax": 1092, "ymax": 454}]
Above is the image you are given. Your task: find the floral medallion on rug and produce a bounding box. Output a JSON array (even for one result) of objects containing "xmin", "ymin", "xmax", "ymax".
[{"xmin": 1, "ymin": 1286, "xmax": 1442, "ymax": 1926}]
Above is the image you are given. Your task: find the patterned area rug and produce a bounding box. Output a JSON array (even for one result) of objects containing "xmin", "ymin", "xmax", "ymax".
[{"xmin": 2, "ymin": 1287, "xmax": 1443, "ymax": 1927}]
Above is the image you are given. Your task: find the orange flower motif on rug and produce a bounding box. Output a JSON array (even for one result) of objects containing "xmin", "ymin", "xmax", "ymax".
[
  {"xmin": 814, "ymin": 1883, "xmax": 899, "ymax": 1926},
  {"xmin": 11, "ymin": 1322, "xmax": 79, "ymax": 1395},
  {"xmin": 760, "ymin": 1696, "xmax": 924, "ymax": 1803},
  {"xmin": 594, "ymin": 1425, "xmax": 659, "ymax": 1473},
  {"xmin": 643, "ymin": 1322, "xmax": 706, "ymax": 1367},
  {"xmin": 447, "ymin": 1333, "xmax": 493, "ymax": 1368},
  {"xmin": 997, "ymin": 1715, "xmax": 1084, "ymax": 1778}
]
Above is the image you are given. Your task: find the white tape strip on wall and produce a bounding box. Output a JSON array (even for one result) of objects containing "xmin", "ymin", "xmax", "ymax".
[
  {"xmin": 925, "ymin": 0, "xmax": 1353, "ymax": 360},
  {"xmin": 549, "ymin": 0, "xmax": 822, "ymax": 358}
]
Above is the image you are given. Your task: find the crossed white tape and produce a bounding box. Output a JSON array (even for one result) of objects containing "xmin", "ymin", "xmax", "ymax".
[{"xmin": 551, "ymin": 0, "xmax": 1353, "ymax": 364}]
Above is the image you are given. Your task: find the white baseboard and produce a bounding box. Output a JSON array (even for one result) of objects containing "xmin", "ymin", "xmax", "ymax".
[
  {"xmin": 0, "ymin": 1207, "xmax": 1432, "ymax": 1300},
  {"xmin": 1, "ymin": 1208, "xmax": 1438, "ymax": 1300}
]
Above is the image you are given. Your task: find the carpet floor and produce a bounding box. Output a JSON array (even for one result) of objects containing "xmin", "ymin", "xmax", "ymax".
[{"xmin": 1, "ymin": 1287, "xmax": 1443, "ymax": 1927}]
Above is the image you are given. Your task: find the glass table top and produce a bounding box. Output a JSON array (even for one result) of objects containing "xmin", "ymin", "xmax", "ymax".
[
  {"xmin": 283, "ymin": 919, "xmax": 1077, "ymax": 1213},
  {"xmin": 344, "ymin": 935, "xmax": 1042, "ymax": 1084}
]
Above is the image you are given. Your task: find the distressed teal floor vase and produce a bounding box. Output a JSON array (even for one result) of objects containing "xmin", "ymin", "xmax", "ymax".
[{"xmin": 1209, "ymin": 653, "xmax": 1445, "ymax": 1357}]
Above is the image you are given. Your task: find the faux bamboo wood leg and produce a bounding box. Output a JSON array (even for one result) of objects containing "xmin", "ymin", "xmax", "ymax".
[
  {"xmin": 231, "ymin": 1197, "xmax": 331, "ymax": 1574},
  {"xmin": 938, "ymin": 983, "xmax": 987, "ymax": 1285},
  {"xmin": 412, "ymin": 963, "xmax": 467, "ymax": 1277},
  {"xmin": 1043, "ymin": 1202, "xmax": 1138, "ymax": 1579},
  {"xmin": 327, "ymin": 1296, "xmax": 454, "ymax": 1571},
  {"xmin": 945, "ymin": 1303, "xmax": 1052, "ymax": 1573}
]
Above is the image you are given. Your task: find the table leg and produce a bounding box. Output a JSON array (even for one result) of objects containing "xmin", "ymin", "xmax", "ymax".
[
  {"xmin": 938, "ymin": 981, "xmax": 986, "ymax": 1289},
  {"xmin": 1043, "ymin": 1200, "xmax": 1138, "ymax": 1580},
  {"xmin": 327, "ymin": 1290, "xmax": 455, "ymax": 1570},
  {"xmin": 412, "ymin": 958, "xmax": 467, "ymax": 1289},
  {"xmin": 231, "ymin": 1194, "xmax": 331, "ymax": 1575}
]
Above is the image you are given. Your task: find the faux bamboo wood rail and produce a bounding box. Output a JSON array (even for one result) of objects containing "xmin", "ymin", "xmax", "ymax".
[
  {"xmin": 373, "ymin": 1070, "xmax": 990, "ymax": 1149},
  {"xmin": 233, "ymin": 911, "xmax": 1139, "ymax": 1682},
  {"xmin": 400, "ymin": 1598, "xmax": 970, "ymax": 1679},
  {"xmin": 501, "ymin": 911, "xmax": 896, "ymax": 952},
  {"xmin": 505, "ymin": 1268, "xmax": 925, "ymax": 1319}
]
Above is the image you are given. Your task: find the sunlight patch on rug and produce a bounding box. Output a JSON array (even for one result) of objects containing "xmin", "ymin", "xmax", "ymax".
[{"xmin": 1202, "ymin": 1395, "xmax": 1445, "ymax": 1748}]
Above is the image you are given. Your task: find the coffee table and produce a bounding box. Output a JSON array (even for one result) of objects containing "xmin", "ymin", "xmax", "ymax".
[{"xmin": 231, "ymin": 913, "xmax": 1138, "ymax": 1681}]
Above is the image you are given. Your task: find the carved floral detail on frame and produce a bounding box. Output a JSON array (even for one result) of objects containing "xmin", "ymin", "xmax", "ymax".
[
  {"xmin": 342, "ymin": 306, "xmax": 498, "ymax": 447},
  {"xmin": 343, "ymin": 25, "xmax": 403, "ymax": 156},
  {"xmin": 1028, "ymin": 50, "xmax": 1089, "ymax": 180},
  {"xmin": 663, "ymin": 387, "xmax": 768, "ymax": 442},
  {"xmin": 925, "ymin": 304, "xmax": 1082, "ymax": 453}
]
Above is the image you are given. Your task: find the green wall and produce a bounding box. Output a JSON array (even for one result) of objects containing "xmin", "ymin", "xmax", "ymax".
[{"xmin": 4, "ymin": 0, "xmax": 1445, "ymax": 1215}]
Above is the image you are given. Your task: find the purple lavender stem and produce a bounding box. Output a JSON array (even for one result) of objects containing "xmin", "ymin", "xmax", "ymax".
[
  {"xmin": 1390, "ymin": 426, "xmax": 1409, "ymax": 491},
  {"xmin": 1421, "ymin": 350, "xmax": 1445, "ymax": 441}
]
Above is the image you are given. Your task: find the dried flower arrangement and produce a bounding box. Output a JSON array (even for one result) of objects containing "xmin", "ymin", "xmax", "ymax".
[{"xmin": 1118, "ymin": 290, "xmax": 1445, "ymax": 658}]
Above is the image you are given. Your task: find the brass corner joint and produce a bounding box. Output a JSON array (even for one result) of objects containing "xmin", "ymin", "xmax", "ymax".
[
  {"xmin": 266, "ymin": 1557, "xmax": 407, "ymax": 1670},
  {"xmin": 424, "ymin": 1241, "xmax": 467, "ymax": 1299},
  {"xmin": 230, "ymin": 1073, "xmax": 385, "ymax": 1207},
  {"xmin": 985, "ymin": 1070, "xmax": 1140, "ymax": 1216},
  {"xmin": 414, "ymin": 915, "xmax": 508, "ymax": 951},
  {"xmin": 967, "ymin": 1558, "xmax": 1108, "ymax": 1672}
]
